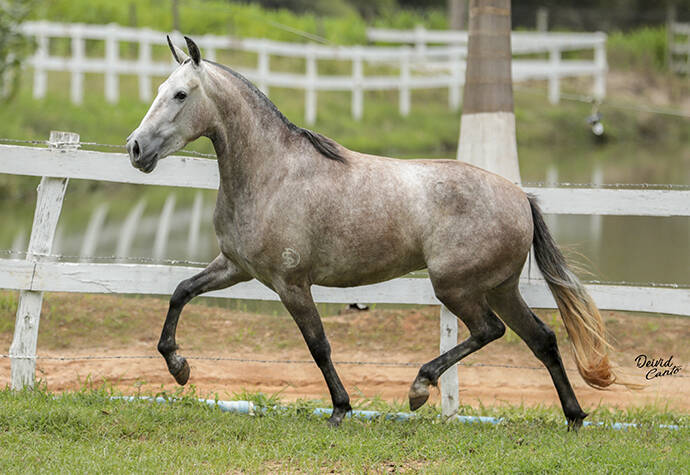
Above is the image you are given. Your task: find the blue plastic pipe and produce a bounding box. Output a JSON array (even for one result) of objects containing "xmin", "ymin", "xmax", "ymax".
[{"xmin": 111, "ymin": 397, "xmax": 681, "ymax": 430}]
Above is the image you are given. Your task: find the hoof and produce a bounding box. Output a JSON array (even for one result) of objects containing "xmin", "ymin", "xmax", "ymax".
[
  {"xmin": 170, "ymin": 356, "xmax": 190, "ymax": 386},
  {"xmin": 328, "ymin": 405, "xmax": 351, "ymax": 428},
  {"xmin": 566, "ymin": 411, "xmax": 588, "ymax": 432},
  {"xmin": 408, "ymin": 377, "xmax": 431, "ymax": 411},
  {"xmin": 409, "ymin": 393, "xmax": 429, "ymax": 412}
]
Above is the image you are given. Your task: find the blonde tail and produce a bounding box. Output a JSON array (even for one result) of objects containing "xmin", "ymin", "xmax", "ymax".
[{"xmin": 528, "ymin": 195, "xmax": 616, "ymax": 389}]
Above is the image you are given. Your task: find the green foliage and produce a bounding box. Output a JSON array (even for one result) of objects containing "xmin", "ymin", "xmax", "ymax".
[
  {"xmin": 0, "ymin": 0, "xmax": 35, "ymax": 101},
  {"xmin": 608, "ymin": 26, "xmax": 668, "ymax": 72}
]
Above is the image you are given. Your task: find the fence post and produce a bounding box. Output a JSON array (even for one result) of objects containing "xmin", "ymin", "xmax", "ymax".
[
  {"xmin": 548, "ymin": 46, "xmax": 560, "ymax": 104},
  {"xmin": 9, "ymin": 131, "xmax": 76, "ymax": 390},
  {"xmin": 351, "ymin": 47, "xmax": 363, "ymax": 120},
  {"xmin": 138, "ymin": 31, "xmax": 152, "ymax": 102},
  {"xmin": 413, "ymin": 24, "xmax": 426, "ymax": 54},
  {"xmin": 105, "ymin": 23, "xmax": 119, "ymax": 103},
  {"xmin": 449, "ymin": 48, "xmax": 463, "ymax": 111},
  {"xmin": 593, "ymin": 36, "xmax": 607, "ymax": 101},
  {"xmin": 32, "ymin": 26, "xmax": 48, "ymax": 99},
  {"xmin": 187, "ymin": 191, "xmax": 203, "ymax": 259},
  {"xmin": 153, "ymin": 194, "xmax": 176, "ymax": 261},
  {"xmin": 305, "ymin": 45, "xmax": 317, "ymax": 125},
  {"xmin": 70, "ymin": 24, "xmax": 85, "ymax": 104},
  {"xmin": 399, "ymin": 46, "xmax": 411, "ymax": 116},
  {"xmin": 439, "ymin": 305, "xmax": 459, "ymax": 418},
  {"xmin": 257, "ymin": 41, "xmax": 270, "ymax": 96}
]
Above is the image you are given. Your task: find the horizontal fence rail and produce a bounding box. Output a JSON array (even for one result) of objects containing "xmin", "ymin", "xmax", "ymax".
[{"xmin": 20, "ymin": 21, "xmax": 606, "ymax": 123}]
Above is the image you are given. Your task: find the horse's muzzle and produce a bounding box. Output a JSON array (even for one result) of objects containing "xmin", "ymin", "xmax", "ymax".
[{"xmin": 126, "ymin": 137, "xmax": 159, "ymax": 173}]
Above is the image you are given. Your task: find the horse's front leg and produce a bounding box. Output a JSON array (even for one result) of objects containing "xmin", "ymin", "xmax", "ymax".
[
  {"xmin": 158, "ymin": 254, "xmax": 250, "ymax": 385},
  {"xmin": 278, "ymin": 284, "xmax": 352, "ymax": 426}
]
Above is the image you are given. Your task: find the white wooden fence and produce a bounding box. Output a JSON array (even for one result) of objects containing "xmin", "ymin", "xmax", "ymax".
[
  {"xmin": 670, "ymin": 22, "xmax": 690, "ymax": 74},
  {"xmin": 21, "ymin": 21, "xmax": 606, "ymax": 123},
  {"xmin": 2, "ymin": 135, "xmax": 689, "ymax": 416},
  {"xmin": 367, "ymin": 26, "xmax": 607, "ymax": 104}
]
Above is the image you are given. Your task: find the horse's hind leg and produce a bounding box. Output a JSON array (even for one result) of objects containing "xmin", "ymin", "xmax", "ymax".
[
  {"xmin": 487, "ymin": 280, "xmax": 587, "ymax": 430},
  {"xmin": 409, "ymin": 290, "xmax": 505, "ymax": 411},
  {"xmin": 158, "ymin": 254, "xmax": 250, "ymax": 385},
  {"xmin": 278, "ymin": 284, "xmax": 351, "ymax": 427}
]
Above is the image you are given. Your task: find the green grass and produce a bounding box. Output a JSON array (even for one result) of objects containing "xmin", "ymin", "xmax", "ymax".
[{"xmin": 0, "ymin": 386, "xmax": 687, "ymax": 474}]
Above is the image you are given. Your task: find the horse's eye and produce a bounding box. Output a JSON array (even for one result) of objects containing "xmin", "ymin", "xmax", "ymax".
[{"xmin": 174, "ymin": 91, "xmax": 187, "ymax": 101}]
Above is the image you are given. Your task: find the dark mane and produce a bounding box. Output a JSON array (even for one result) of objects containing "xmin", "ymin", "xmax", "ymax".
[{"xmin": 205, "ymin": 60, "xmax": 346, "ymax": 163}]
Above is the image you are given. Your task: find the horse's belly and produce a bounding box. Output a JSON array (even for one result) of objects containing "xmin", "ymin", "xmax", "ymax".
[{"xmin": 310, "ymin": 241, "xmax": 425, "ymax": 287}]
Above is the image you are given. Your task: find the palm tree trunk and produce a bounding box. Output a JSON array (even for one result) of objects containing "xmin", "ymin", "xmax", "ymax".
[{"xmin": 456, "ymin": 0, "xmax": 520, "ymax": 183}]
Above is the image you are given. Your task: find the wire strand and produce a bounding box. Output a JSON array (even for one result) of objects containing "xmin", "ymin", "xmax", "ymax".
[{"xmin": 514, "ymin": 85, "xmax": 690, "ymax": 119}]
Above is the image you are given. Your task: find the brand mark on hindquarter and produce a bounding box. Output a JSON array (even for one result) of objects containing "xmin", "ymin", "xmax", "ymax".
[{"xmin": 282, "ymin": 248, "xmax": 301, "ymax": 269}]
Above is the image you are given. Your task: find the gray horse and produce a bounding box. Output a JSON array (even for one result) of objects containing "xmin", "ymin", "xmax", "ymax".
[{"xmin": 126, "ymin": 36, "xmax": 618, "ymax": 429}]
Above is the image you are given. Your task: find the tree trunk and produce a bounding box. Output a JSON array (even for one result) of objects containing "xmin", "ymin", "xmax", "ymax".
[
  {"xmin": 448, "ymin": 0, "xmax": 468, "ymax": 30},
  {"xmin": 456, "ymin": 0, "xmax": 520, "ymax": 183}
]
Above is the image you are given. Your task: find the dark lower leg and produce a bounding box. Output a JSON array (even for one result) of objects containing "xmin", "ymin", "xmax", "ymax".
[
  {"xmin": 158, "ymin": 255, "xmax": 248, "ymax": 385},
  {"xmin": 280, "ymin": 287, "xmax": 351, "ymax": 426},
  {"xmin": 528, "ymin": 314, "xmax": 587, "ymax": 429},
  {"xmin": 489, "ymin": 289, "xmax": 587, "ymax": 429},
  {"xmin": 409, "ymin": 300, "xmax": 505, "ymax": 411}
]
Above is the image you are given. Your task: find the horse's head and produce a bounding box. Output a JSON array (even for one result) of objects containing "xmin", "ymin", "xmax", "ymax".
[{"xmin": 126, "ymin": 36, "xmax": 213, "ymax": 173}]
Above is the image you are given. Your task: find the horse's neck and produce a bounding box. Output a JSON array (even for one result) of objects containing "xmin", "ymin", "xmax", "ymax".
[{"xmin": 210, "ymin": 96, "xmax": 294, "ymax": 203}]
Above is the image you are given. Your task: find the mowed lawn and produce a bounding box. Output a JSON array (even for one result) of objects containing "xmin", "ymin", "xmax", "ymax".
[{"xmin": 0, "ymin": 388, "xmax": 687, "ymax": 474}]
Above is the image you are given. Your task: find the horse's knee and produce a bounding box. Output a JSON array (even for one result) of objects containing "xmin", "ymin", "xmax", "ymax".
[{"xmin": 170, "ymin": 279, "xmax": 194, "ymax": 309}]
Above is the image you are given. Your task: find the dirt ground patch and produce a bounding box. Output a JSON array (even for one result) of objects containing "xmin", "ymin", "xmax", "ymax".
[{"xmin": 0, "ymin": 291, "xmax": 688, "ymax": 411}]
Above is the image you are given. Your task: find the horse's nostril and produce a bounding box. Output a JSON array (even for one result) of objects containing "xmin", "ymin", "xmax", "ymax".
[{"xmin": 133, "ymin": 140, "xmax": 141, "ymax": 159}]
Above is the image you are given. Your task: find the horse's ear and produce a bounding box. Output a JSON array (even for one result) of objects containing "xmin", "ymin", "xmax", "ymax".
[
  {"xmin": 167, "ymin": 35, "xmax": 189, "ymax": 65},
  {"xmin": 184, "ymin": 36, "xmax": 201, "ymax": 66}
]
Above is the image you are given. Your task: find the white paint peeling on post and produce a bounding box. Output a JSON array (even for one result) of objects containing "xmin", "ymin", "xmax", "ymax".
[
  {"xmin": 187, "ymin": 191, "xmax": 203, "ymax": 259},
  {"xmin": 9, "ymin": 131, "xmax": 76, "ymax": 390},
  {"xmin": 153, "ymin": 194, "xmax": 176, "ymax": 261},
  {"xmin": 116, "ymin": 199, "xmax": 146, "ymax": 260},
  {"xmin": 80, "ymin": 203, "xmax": 109, "ymax": 260}
]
